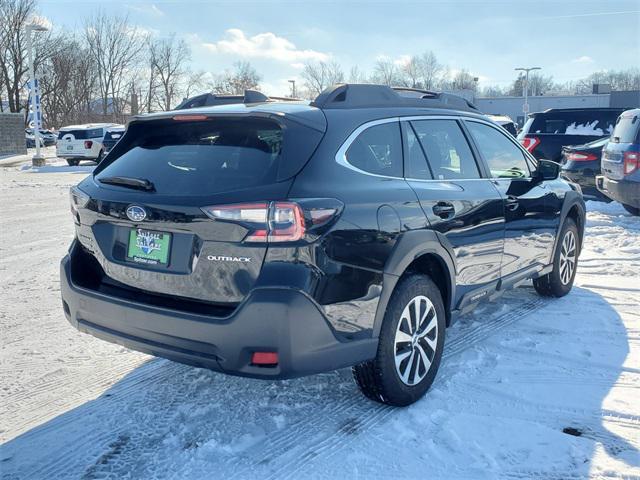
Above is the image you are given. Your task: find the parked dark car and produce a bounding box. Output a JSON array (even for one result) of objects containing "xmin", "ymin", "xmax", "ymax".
[
  {"xmin": 561, "ymin": 137, "xmax": 610, "ymax": 200},
  {"xmin": 597, "ymin": 108, "xmax": 640, "ymax": 215},
  {"xmin": 25, "ymin": 128, "xmax": 56, "ymax": 147},
  {"xmin": 61, "ymin": 84, "xmax": 585, "ymax": 406},
  {"xmin": 101, "ymin": 125, "xmax": 125, "ymax": 156},
  {"xmin": 517, "ymin": 108, "xmax": 625, "ymax": 162}
]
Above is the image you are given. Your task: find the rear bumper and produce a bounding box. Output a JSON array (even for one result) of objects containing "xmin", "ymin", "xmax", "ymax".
[
  {"xmin": 60, "ymin": 253, "xmax": 377, "ymax": 379},
  {"xmin": 57, "ymin": 153, "xmax": 97, "ymax": 160},
  {"xmin": 596, "ymin": 175, "xmax": 640, "ymax": 208},
  {"xmin": 561, "ymin": 168, "xmax": 604, "ymax": 199}
]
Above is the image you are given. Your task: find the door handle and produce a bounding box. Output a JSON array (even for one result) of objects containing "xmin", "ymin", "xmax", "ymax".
[
  {"xmin": 432, "ymin": 202, "xmax": 455, "ymax": 219},
  {"xmin": 505, "ymin": 195, "xmax": 519, "ymax": 211}
]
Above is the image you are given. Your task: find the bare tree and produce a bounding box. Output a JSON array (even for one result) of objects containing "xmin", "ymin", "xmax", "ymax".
[
  {"xmin": 372, "ymin": 58, "xmax": 399, "ymax": 86},
  {"xmin": 398, "ymin": 56, "xmax": 422, "ymax": 88},
  {"xmin": 84, "ymin": 12, "xmax": 145, "ymax": 118},
  {"xmin": 450, "ymin": 69, "xmax": 478, "ymax": 91},
  {"xmin": 211, "ymin": 61, "xmax": 262, "ymax": 95},
  {"xmin": 300, "ymin": 61, "xmax": 344, "ymax": 97},
  {"xmin": 149, "ymin": 33, "xmax": 191, "ymax": 110},
  {"xmin": 38, "ymin": 35, "xmax": 97, "ymax": 126},
  {"xmin": 0, "ymin": 0, "xmax": 56, "ymax": 115},
  {"xmin": 182, "ymin": 69, "xmax": 207, "ymax": 99},
  {"xmin": 418, "ymin": 51, "xmax": 441, "ymax": 90},
  {"xmin": 348, "ymin": 65, "xmax": 367, "ymax": 84}
]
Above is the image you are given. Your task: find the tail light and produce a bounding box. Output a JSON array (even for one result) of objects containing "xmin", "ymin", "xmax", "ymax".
[
  {"xmin": 566, "ymin": 152, "xmax": 598, "ymax": 162},
  {"xmin": 69, "ymin": 186, "xmax": 90, "ymax": 225},
  {"xmin": 84, "ymin": 140, "xmax": 93, "ymax": 149},
  {"xmin": 201, "ymin": 199, "xmax": 342, "ymax": 243},
  {"xmin": 623, "ymin": 151, "xmax": 639, "ymax": 175},
  {"xmin": 520, "ymin": 136, "xmax": 540, "ymax": 153}
]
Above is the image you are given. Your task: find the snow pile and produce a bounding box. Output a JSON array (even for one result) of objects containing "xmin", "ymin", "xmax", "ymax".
[
  {"xmin": 0, "ymin": 169, "xmax": 638, "ymax": 479},
  {"xmin": 564, "ymin": 121, "xmax": 612, "ymax": 136}
]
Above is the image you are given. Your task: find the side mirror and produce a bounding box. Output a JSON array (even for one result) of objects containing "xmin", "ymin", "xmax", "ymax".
[{"xmin": 535, "ymin": 159, "xmax": 560, "ymax": 181}]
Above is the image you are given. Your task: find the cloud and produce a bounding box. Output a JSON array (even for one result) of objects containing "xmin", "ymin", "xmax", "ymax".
[
  {"xmin": 572, "ymin": 55, "xmax": 595, "ymax": 64},
  {"xmin": 27, "ymin": 15, "xmax": 52, "ymax": 30},
  {"xmin": 126, "ymin": 3, "xmax": 164, "ymax": 17},
  {"xmin": 202, "ymin": 29, "xmax": 329, "ymax": 64}
]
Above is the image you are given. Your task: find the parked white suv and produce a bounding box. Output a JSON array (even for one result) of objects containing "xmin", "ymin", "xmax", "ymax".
[{"xmin": 56, "ymin": 124, "xmax": 116, "ymax": 166}]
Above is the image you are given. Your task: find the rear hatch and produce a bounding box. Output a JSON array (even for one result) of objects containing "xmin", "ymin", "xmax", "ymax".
[
  {"xmin": 73, "ymin": 110, "xmax": 325, "ymax": 306},
  {"xmin": 57, "ymin": 127, "xmax": 102, "ymax": 156}
]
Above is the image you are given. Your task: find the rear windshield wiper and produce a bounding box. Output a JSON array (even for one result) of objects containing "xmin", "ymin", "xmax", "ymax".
[{"xmin": 98, "ymin": 176, "xmax": 155, "ymax": 191}]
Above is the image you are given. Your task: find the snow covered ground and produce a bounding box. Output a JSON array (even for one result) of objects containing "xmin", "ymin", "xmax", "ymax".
[{"xmin": 0, "ymin": 166, "xmax": 638, "ymax": 479}]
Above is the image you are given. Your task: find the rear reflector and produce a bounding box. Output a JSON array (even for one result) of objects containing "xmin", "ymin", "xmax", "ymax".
[{"xmin": 251, "ymin": 352, "xmax": 278, "ymax": 366}]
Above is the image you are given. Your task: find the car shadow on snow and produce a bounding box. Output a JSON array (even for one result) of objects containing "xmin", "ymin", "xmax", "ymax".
[{"xmin": 1, "ymin": 286, "xmax": 637, "ymax": 478}]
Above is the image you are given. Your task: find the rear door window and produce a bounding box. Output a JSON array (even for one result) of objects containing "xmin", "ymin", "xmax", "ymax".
[
  {"xmin": 410, "ymin": 119, "xmax": 480, "ymax": 180},
  {"xmin": 466, "ymin": 121, "xmax": 531, "ymax": 178},
  {"xmin": 611, "ymin": 114, "xmax": 639, "ymax": 143},
  {"xmin": 345, "ymin": 122, "xmax": 402, "ymax": 177},
  {"xmin": 95, "ymin": 118, "xmax": 284, "ymax": 195}
]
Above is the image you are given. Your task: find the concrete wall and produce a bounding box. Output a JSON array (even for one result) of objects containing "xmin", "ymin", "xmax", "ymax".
[
  {"xmin": 475, "ymin": 94, "xmax": 611, "ymax": 125},
  {"xmin": 0, "ymin": 113, "xmax": 26, "ymax": 156}
]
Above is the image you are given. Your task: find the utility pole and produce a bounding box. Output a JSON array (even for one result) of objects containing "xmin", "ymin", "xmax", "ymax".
[
  {"xmin": 26, "ymin": 22, "xmax": 49, "ymax": 167},
  {"xmin": 514, "ymin": 66, "xmax": 541, "ymax": 126},
  {"xmin": 288, "ymin": 79, "xmax": 297, "ymax": 98}
]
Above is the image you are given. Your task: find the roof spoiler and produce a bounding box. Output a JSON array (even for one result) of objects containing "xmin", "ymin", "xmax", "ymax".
[
  {"xmin": 174, "ymin": 90, "xmax": 300, "ymax": 110},
  {"xmin": 311, "ymin": 84, "xmax": 479, "ymax": 111}
]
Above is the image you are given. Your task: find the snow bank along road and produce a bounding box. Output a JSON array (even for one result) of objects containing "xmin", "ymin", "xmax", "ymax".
[{"xmin": 1, "ymin": 167, "xmax": 639, "ymax": 479}]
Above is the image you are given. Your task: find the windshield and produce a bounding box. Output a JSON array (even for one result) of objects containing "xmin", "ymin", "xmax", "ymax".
[{"xmin": 95, "ymin": 118, "xmax": 284, "ymax": 196}]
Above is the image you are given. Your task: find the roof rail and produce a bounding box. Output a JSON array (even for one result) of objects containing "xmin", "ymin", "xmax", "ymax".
[
  {"xmin": 311, "ymin": 84, "xmax": 479, "ymax": 112},
  {"xmin": 174, "ymin": 90, "xmax": 300, "ymax": 110}
]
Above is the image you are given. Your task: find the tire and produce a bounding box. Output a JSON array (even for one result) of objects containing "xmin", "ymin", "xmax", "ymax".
[
  {"xmin": 66, "ymin": 159, "xmax": 80, "ymax": 166},
  {"xmin": 353, "ymin": 274, "xmax": 446, "ymax": 406},
  {"xmin": 622, "ymin": 203, "xmax": 639, "ymax": 216},
  {"xmin": 533, "ymin": 218, "xmax": 579, "ymax": 297}
]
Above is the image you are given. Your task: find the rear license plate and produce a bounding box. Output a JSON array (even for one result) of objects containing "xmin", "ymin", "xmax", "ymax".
[
  {"xmin": 67, "ymin": 146, "xmax": 73, "ymax": 151},
  {"xmin": 127, "ymin": 228, "xmax": 171, "ymax": 265}
]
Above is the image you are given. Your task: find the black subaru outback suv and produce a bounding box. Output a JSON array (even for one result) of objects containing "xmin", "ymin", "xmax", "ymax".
[{"xmin": 61, "ymin": 85, "xmax": 585, "ymax": 406}]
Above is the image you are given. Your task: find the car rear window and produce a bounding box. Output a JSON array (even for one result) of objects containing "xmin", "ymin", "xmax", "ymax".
[
  {"xmin": 526, "ymin": 110, "xmax": 620, "ymax": 136},
  {"xmin": 95, "ymin": 118, "xmax": 287, "ymax": 195},
  {"xmin": 58, "ymin": 128, "xmax": 103, "ymax": 139},
  {"xmin": 611, "ymin": 114, "xmax": 639, "ymax": 143}
]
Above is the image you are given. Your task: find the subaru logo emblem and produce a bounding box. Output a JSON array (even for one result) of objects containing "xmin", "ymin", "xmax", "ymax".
[{"xmin": 126, "ymin": 205, "xmax": 147, "ymax": 222}]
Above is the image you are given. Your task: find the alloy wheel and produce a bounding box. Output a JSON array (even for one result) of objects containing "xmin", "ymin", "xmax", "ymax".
[
  {"xmin": 394, "ymin": 295, "xmax": 438, "ymax": 386},
  {"xmin": 559, "ymin": 230, "xmax": 577, "ymax": 285}
]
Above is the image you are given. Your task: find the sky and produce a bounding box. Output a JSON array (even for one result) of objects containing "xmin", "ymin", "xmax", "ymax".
[{"xmin": 38, "ymin": 0, "xmax": 640, "ymax": 96}]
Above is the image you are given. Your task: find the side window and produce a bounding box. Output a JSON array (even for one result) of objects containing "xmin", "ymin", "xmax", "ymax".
[
  {"xmin": 411, "ymin": 119, "xmax": 480, "ymax": 180},
  {"xmin": 345, "ymin": 122, "xmax": 402, "ymax": 177},
  {"xmin": 403, "ymin": 122, "xmax": 432, "ymax": 179},
  {"xmin": 89, "ymin": 128, "xmax": 103, "ymax": 139},
  {"xmin": 466, "ymin": 121, "xmax": 531, "ymax": 179}
]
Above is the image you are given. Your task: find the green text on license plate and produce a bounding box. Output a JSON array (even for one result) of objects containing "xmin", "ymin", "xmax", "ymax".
[{"xmin": 127, "ymin": 228, "xmax": 171, "ymax": 265}]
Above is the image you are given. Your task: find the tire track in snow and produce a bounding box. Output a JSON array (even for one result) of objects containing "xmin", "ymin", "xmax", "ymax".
[{"xmin": 228, "ymin": 297, "xmax": 548, "ymax": 480}]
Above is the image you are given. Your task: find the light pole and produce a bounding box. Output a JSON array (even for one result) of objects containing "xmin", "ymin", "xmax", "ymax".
[
  {"xmin": 26, "ymin": 22, "xmax": 49, "ymax": 167},
  {"xmin": 288, "ymin": 79, "xmax": 296, "ymax": 98},
  {"xmin": 514, "ymin": 66, "xmax": 541, "ymax": 125}
]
